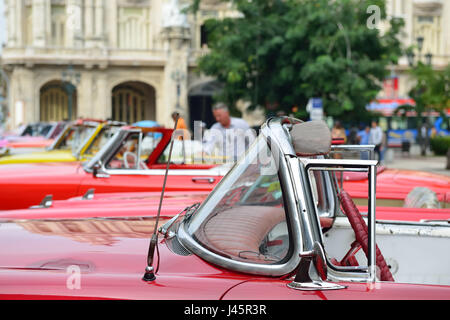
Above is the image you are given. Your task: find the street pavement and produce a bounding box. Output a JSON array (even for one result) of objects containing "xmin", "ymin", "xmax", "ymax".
[{"xmin": 383, "ymin": 146, "xmax": 450, "ymax": 177}]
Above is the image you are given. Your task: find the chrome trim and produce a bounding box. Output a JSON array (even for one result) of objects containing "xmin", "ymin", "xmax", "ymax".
[
  {"xmin": 82, "ymin": 189, "xmax": 95, "ymax": 200},
  {"xmin": 178, "ymin": 126, "xmax": 303, "ymax": 277},
  {"xmin": 47, "ymin": 123, "xmax": 71, "ymax": 151},
  {"xmin": 368, "ymin": 164, "xmax": 376, "ymax": 283},
  {"xmin": 83, "ymin": 129, "xmax": 138, "ymax": 172},
  {"xmin": 302, "ymin": 158, "xmax": 378, "ymax": 283},
  {"xmin": 102, "ymin": 168, "xmax": 227, "ymax": 176},
  {"xmin": 331, "ymin": 145, "xmax": 375, "ymax": 160},
  {"xmin": 29, "ymin": 195, "xmax": 53, "ymax": 209},
  {"xmin": 287, "ymin": 242, "xmax": 347, "ymax": 291},
  {"xmin": 191, "ymin": 177, "xmax": 216, "ymax": 183}
]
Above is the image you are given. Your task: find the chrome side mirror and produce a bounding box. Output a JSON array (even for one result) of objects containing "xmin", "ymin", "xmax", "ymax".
[{"xmin": 287, "ymin": 241, "xmax": 347, "ymax": 291}]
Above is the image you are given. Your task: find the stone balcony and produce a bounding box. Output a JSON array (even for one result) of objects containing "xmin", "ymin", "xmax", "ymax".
[{"xmin": 0, "ymin": 46, "xmax": 169, "ymax": 69}]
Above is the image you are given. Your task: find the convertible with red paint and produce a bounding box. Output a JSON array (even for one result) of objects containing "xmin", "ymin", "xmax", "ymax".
[
  {"xmin": 0, "ymin": 118, "xmax": 448, "ymax": 300},
  {"xmin": 0, "ymin": 117, "xmax": 449, "ymax": 211},
  {"xmin": 0, "ymin": 122, "xmax": 66, "ymax": 155},
  {"xmin": 0, "ymin": 125, "xmax": 230, "ymax": 210}
]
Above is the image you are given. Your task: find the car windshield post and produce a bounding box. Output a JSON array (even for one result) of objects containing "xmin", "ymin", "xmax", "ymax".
[
  {"xmin": 302, "ymin": 158, "xmax": 378, "ymax": 283},
  {"xmin": 83, "ymin": 129, "xmax": 127, "ymax": 171},
  {"xmin": 73, "ymin": 125, "xmax": 100, "ymax": 157},
  {"xmin": 177, "ymin": 125, "xmax": 305, "ymax": 276}
]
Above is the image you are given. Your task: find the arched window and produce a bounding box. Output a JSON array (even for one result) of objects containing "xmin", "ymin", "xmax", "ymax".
[
  {"xmin": 111, "ymin": 82, "xmax": 156, "ymax": 123},
  {"xmin": 40, "ymin": 82, "xmax": 77, "ymax": 121}
]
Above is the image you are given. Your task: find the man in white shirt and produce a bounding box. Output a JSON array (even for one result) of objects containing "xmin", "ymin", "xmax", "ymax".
[
  {"xmin": 202, "ymin": 102, "xmax": 255, "ymax": 163},
  {"xmin": 369, "ymin": 120, "xmax": 383, "ymax": 161}
]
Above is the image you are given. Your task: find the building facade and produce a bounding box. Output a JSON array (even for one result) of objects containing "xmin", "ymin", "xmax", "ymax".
[
  {"xmin": 0, "ymin": 0, "xmax": 246, "ymax": 130},
  {"xmin": 1, "ymin": 0, "xmax": 448, "ymax": 130},
  {"xmin": 380, "ymin": 0, "xmax": 449, "ymax": 99}
]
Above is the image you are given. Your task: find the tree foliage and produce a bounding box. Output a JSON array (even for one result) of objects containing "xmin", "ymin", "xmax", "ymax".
[
  {"xmin": 409, "ymin": 63, "xmax": 450, "ymax": 114},
  {"xmin": 194, "ymin": 0, "xmax": 404, "ymax": 121}
]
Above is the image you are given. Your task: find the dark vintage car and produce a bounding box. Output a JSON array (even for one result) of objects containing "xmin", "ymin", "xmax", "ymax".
[{"xmin": 0, "ymin": 117, "xmax": 448, "ymax": 300}]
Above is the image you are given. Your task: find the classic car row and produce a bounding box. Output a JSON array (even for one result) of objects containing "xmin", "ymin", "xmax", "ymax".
[
  {"xmin": 0, "ymin": 117, "xmax": 448, "ymax": 299},
  {"xmin": 0, "ymin": 117, "xmax": 448, "ymax": 211},
  {"xmin": 0, "ymin": 121, "xmax": 66, "ymax": 155}
]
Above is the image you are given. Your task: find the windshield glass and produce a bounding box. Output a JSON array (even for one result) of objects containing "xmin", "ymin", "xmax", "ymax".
[
  {"xmin": 56, "ymin": 125, "xmax": 97, "ymax": 153},
  {"xmin": 187, "ymin": 135, "xmax": 290, "ymax": 264},
  {"xmin": 157, "ymin": 139, "xmax": 210, "ymax": 164},
  {"xmin": 82, "ymin": 126, "xmax": 120, "ymax": 160},
  {"xmin": 105, "ymin": 131, "xmax": 163, "ymax": 170}
]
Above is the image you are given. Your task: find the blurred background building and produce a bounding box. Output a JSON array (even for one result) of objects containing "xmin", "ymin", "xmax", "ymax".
[
  {"xmin": 373, "ymin": 0, "xmax": 449, "ymax": 118},
  {"xmin": 0, "ymin": 0, "xmax": 247, "ymax": 130}
]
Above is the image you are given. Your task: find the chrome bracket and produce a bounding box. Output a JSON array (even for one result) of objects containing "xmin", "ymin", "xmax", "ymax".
[
  {"xmin": 287, "ymin": 243, "xmax": 347, "ymax": 291},
  {"xmin": 29, "ymin": 195, "xmax": 53, "ymax": 209},
  {"xmin": 82, "ymin": 188, "xmax": 95, "ymax": 200}
]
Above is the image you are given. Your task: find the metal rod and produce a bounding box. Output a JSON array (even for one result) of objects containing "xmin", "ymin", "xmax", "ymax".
[
  {"xmin": 368, "ymin": 164, "xmax": 377, "ymax": 283},
  {"xmin": 143, "ymin": 113, "xmax": 179, "ymax": 281}
]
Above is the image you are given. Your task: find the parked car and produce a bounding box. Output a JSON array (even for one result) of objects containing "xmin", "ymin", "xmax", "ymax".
[
  {"xmin": 0, "ymin": 119, "xmax": 124, "ymax": 165},
  {"xmin": 0, "ymin": 126, "xmax": 231, "ymax": 210},
  {"xmin": 0, "ymin": 117, "xmax": 448, "ymax": 300},
  {"xmin": 0, "ymin": 119, "xmax": 449, "ymax": 211},
  {"xmin": 0, "ymin": 122, "xmax": 66, "ymax": 155}
]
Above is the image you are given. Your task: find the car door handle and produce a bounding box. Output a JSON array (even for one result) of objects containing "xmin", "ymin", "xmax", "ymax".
[{"xmin": 192, "ymin": 177, "xmax": 216, "ymax": 184}]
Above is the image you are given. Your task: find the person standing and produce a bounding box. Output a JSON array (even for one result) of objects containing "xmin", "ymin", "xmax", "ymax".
[
  {"xmin": 357, "ymin": 125, "xmax": 370, "ymax": 160},
  {"xmin": 331, "ymin": 121, "xmax": 347, "ymax": 143},
  {"xmin": 418, "ymin": 121, "xmax": 430, "ymax": 156},
  {"xmin": 369, "ymin": 120, "xmax": 383, "ymax": 161},
  {"xmin": 171, "ymin": 112, "xmax": 190, "ymax": 140},
  {"xmin": 202, "ymin": 102, "xmax": 254, "ymax": 162}
]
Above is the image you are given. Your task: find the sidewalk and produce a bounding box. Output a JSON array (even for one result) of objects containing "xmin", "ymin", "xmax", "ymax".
[{"xmin": 383, "ymin": 147, "xmax": 450, "ymax": 177}]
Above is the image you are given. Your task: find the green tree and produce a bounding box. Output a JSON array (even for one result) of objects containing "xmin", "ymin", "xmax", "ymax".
[
  {"xmin": 395, "ymin": 63, "xmax": 450, "ymax": 128},
  {"xmin": 193, "ymin": 0, "xmax": 404, "ymax": 122}
]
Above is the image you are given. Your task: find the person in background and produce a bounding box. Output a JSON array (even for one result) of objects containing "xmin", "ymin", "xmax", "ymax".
[
  {"xmin": 347, "ymin": 126, "xmax": 359, "ymax": 145},
  {"xmin": 171, "ymin": 112, "xmax": 190, "ymax": 140},
  {"xmin": 331, "ymin": 121, "xmax": 347, "ymax": 143},
  {"xmin": 418, "ymin": 121, "xmax": 430, "ymax": 156},
  {"xmin": 369, "ymin": 120, "xmax": 383, "ymax": 161},
  {"xmin": 357, "ymin": 125, "xmax": 370, "ymax": 160},
  {"xmin": 202, "ymin": 102, "xmax": 254, "ymax": 162}
]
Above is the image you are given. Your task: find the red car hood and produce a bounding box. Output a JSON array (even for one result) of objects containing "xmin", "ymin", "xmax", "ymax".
[
  {"xmin": 0, "ymin": 215, "xmax": 249, "ymax": 300},
  {"xmin": 1, "ymin": 212, "xmax": 449, "ymax": 300}
]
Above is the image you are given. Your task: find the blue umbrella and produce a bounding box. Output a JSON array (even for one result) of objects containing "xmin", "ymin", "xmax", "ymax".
[
  {"xmin": 133, "ymin": 120, "xmax": 162, "ymax": 139},
  {"xmin": 133, "ymin": 120, "xmax": 161, "ymax": 128}
]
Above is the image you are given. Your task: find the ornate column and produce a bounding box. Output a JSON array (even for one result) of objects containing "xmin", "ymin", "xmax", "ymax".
[
  {"xmin": 32, "ymin": 0, "xmax": 46, "ymax": 47},
  {"xmin": 161, "ymin": 0, "xmax": 191, "ymax": 126},
  {"xmin": 94, "ymin": 0, "xmax": 105, "ymax": 42},
  {"xmin": 67, "ymin": 0, "xmax": 83, "ymax": 48},
  {"xmin": 5, "ymin": 0, "xmax": 17, "ymax": 47},
  {"xmin": 85, "ymin": 0, "xmax": 95, "ymax": 47}
]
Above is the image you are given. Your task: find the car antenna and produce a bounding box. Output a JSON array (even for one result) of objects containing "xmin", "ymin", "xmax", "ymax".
[{"xmin": 142, "ymin": 113, "xmax": 179, "ymax": 282}]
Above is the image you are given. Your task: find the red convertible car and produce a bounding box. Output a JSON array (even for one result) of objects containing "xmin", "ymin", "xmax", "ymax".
[
  {"xmin": 0, "ymin": 117, "xmax": 448, "ymax": 300},
  {"xmin": 0, "ymin": 126, "xmax": 231, "ymax": 210},
  {"xmin": 0, "ymin": 121, "xmax": 66, "ymax": 155},
  {"xmin": 0, "ymin": 118, "xmax": 449, "ymax": 211}
]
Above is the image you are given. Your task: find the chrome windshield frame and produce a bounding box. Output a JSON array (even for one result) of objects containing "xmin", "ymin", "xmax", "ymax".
[
  {"xmin": 177, "ymin": 118, "xmax": 308, "ymax": 277},
  {"xmin": 83, "ymin": 128, "xmax": 138, "ymax": 173},
  {"xmin": 47, "ymin": 122, "xmax": 71, "ymax": 151},
  {"xmin": 301, "ymin": 158, "xmax": 378, "ymax": 283}
]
